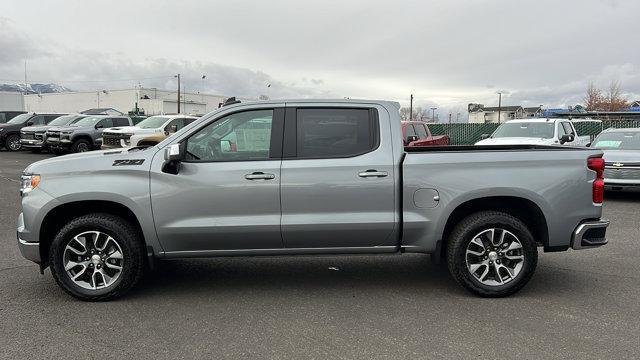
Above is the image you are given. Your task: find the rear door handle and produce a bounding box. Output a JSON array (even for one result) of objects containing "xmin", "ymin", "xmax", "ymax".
[
  {"xmin": 358, "ymin": 169, "xmax": 388, "ymax": 178},
  {"xmin": 244, "ymin": 172, "xmax": 275, "ymax": 180}
]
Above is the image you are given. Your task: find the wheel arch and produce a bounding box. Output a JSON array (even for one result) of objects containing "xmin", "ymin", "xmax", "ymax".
[
  {"xmin": 71, "ymin": 134, "xmax": 93, "ymax": 145},
  {"xmin": 438, "ymin": 195, "xmax": 549, "ymax": 259},
  {"xmin": 39, "ymin": 200, "xmax": 150, "ymax": 266}
]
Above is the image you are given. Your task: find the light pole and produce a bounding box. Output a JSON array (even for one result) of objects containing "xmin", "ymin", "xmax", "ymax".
[
  {"xmin": 201, "ymin": 75, "xmax": 206, "ymax": 102},
  {"xmin": 430, "ymin": 107, "xmax": 437, "ymax": 122},
  {"xmin": 409, "ymin": 94, "xmax": 414, "ymax": 121},
  {"xmin": 496, "ymin": 91, "xmax": 503, "ymax": 123},
  {"xmin": 174, "ymin": 74, "xmax": 181, "ymax": 113}
]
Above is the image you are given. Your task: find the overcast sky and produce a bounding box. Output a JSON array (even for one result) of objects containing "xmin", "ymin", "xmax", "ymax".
[{"xmin": 1, "ymin": 0, "xmax": 638, "ymax": 119}]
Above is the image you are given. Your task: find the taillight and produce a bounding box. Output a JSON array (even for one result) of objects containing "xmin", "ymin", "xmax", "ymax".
[{"xmin": 588, "ymin": 157, "xmax": 605, "ymax": 203}]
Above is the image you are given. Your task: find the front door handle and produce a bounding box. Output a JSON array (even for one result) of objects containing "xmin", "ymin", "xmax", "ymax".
[
  {"xmin": 358, "ymin": 169, "xmax": 388, "ymax": 178},
  {"xmin": 244, "ymin": 172, "xmax": 275, "ymax": 180}
]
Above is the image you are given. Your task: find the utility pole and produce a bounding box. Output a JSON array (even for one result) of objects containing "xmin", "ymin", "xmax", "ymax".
[
  {"xmin": 431, "ymin": 107, "xmax": 438, "ymax": 122},
  {"xmin": 497, "ymin": 91, "xmax": 503, "ymax": 123},
  {"xmin": 409, "ymin": 94, "xmax": 414, "ymax": 121},
  {"xmin": 175, "ymin": 74, "xmax": 181, "ymax": 113},
  {"xmin": 24, "ymin": 60, "xmax": 27, "ymax": 85},
  {"xmin": 449, "ymin": 113, "xmax": 452, "ymax": 124}
]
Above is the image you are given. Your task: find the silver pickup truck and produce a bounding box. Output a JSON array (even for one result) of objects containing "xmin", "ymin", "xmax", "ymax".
[{"xmin": 17, "ymin": 99, "xmax": 609, "ymax": 301}]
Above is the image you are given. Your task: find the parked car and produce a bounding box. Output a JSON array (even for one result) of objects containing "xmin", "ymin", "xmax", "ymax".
[
  {"xmin": 102, "ymin": 115, "xmax": 198, "ymax": 149},
  {"xmin": 591, "ymin": 128, "xmax": 640, "ymax": 191},
  {"xmin": 46, "ymin": 115, "xmax": 132, "ymax": 154},
  {"xmin": 0, "ymin": 110, "xmax": 27, "ymax": 123},
  {"xmin": 0, "ymin": 112, "xmax": 68, "ymax": 151},
  {"xmin": 402, "ymin": 121, "xmax": 449, "ymax": 146},
  {"xmin": 475, "ymin": 118, "xmax": 591, "ymax": 146},
  {"xmin": 17, "ymin": 99, "xmax": 608, "ymax": 301},
  {"xmin": 20, "ymin": 114, "xmax": 87, "ymax": 152}
]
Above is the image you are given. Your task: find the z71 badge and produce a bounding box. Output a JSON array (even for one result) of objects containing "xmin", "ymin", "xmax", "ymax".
[{"xmin": 112, "ymin": 159, "xmax": 145, "ymax": 166}]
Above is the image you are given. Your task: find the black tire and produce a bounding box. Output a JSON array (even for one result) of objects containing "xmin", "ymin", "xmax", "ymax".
[
  {"xmin": 5, "ymin": 134, "xmax": 22, "ymax": 151},
  {"xmin": 49, "ymin": 213, "xmax": 145, "ymax": 301},
  {"xmin": 71, "ymin": 139, "xmax": 91, "ymax": 153},
  {"xmin": 446, "ymin": 211, "xmax": 538, "ymax": 297}
]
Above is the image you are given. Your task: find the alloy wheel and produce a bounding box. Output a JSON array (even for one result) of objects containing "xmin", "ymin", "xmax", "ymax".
[
  {"xmin": 465, "ymin": 228, "xmax": 524, "ymax": 286},
  {"xmin": 63, "ymin": 231, "xmax": 124, "ymax": 290}
]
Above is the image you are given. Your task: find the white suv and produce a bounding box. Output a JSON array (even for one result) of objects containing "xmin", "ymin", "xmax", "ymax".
[{"xmin": 102, "ymin": 115, "xmax": 198, "ymax": 148}]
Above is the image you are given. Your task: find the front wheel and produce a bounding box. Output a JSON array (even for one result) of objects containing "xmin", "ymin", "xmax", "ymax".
[
  {"xmin": 71, "ymin": 139, "xmax": 91, "ymax": 153},
  {"xmin": 49, "ymin": 214, "xmax": 145, "ymax": 301},
  {"xmin": 446, "ymin": 211, "xmax": 538, "ymax": 297},
  {"xmin": 5, "ymin": 134, "xmax": 22, "ymax": 151}
]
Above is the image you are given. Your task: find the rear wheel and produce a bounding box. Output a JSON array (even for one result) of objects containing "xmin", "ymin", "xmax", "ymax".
[
  {"xmin": 446, "ymin": 211, "xmax": 538, "ymax": 297},
  {"xmin": 5, "ymin": 134, "xmax": 21, "ymax": 151},
  {"xmin": 71, "ymin": 139, "xmax": 91, "ymax": 153},
  {"xmin": 49, "ymin": 214, "xmax": 145, "ymax": 301}
]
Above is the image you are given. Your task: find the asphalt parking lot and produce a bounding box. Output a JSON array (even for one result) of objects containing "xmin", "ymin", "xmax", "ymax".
[{"xmin": 1, "ymin": 151, "xmax": 639, "ymax": 359}]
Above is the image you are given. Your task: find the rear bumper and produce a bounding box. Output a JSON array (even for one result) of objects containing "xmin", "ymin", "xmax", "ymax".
[{"xmin": 571, "ymin": 219, "xmax": 609, "ymax": 250}]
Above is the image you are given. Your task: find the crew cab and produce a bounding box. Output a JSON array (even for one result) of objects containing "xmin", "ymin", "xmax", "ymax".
[
  {"xmin": 102, "ymin": 115, "xmax": 198, "ymax": 149},
  {"xmin": 0, "ymin": 112, "xmax": 67, "ymax": 151},
  {"xmin": 402, "ymin": 120, "xmax": 449, "ymax": 147},
  {"xmin": 17, "ymin": 99, "xmax": 608, "ymax": 301},
  {"xmin": 475, "ymin": 118, "xmax": 591, "ymax": 147},
  {"xmin": 46, "ymin": 115, "xmax": 132, "ymax": 154}
]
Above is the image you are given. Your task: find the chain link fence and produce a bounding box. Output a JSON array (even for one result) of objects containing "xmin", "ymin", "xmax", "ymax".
[{"xmin": 429, "ymin": 120, "xmax": 640, "ymax": 145}]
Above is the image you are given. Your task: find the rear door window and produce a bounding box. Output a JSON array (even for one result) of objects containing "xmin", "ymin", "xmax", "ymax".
[{"xmin": 296, "ymin": 108, "xmax": 378, "ymax": 159}]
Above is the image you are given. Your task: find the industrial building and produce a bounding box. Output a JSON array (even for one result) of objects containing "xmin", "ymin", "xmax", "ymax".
[{"xmin": 20, "ymin": 87, "xmax": 231, "ymax": 116}]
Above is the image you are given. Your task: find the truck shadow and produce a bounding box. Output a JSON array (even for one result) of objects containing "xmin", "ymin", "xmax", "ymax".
[
  {"xmin": 125, "ymin": 254, "xmax": 589, "ymax": 300},
  {"xmin": 129, "ymin": 254, "xmax": 460, "ymax": 298}
]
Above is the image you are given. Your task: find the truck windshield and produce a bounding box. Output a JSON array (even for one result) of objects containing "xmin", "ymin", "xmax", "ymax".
[
  {"xmin": 49, "ymin": 115, "xmax": 85, "ymax": 126},
  {"xmin": 592, "ymin": 131, "xmax": 640, "ymax": 150},
  {"xmin": 6, "ymin": 113, "xmax": 32, "ymax": 124},
  {"xmin": 136, "ymin": 116, "xmax": 170, "ymax": 129},
  {"xmin": 71, "ymin": 116, "xmax": 103, "ymax": 127},
  {"xmin": 492, "ymin": 122, "xmax": 555, "ymax": 139}
]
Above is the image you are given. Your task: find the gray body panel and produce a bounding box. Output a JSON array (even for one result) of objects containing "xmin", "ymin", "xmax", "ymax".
[{"xmin": 17, "ymin": 99, "xmax": 604, "ymax": 265}]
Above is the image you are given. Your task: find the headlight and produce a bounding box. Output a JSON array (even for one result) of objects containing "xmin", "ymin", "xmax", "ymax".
[{"xmin": 20, "ymin": 174, "xmax": 41, "ymax": 195}]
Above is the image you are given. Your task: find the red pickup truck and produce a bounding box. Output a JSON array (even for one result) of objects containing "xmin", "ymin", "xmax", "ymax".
[{"xmin": 402, "ymin": 121, "xmax": 449, "ymax": 147}]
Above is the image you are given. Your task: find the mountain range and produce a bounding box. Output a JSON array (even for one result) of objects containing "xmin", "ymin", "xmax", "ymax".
[{"xmin": 0, "ymin": 83, "xmax": 70, "ymax": 94}]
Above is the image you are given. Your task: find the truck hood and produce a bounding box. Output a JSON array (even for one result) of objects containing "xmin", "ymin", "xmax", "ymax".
[
  {"xmin": 475, "ymin": 137, "xmax": 553, "ymax": 146},
  {"xmin": 601, "ymin": 150, "xmax": 640, "ymax": 163},
  {"xmin": 24, "ymin": 147, "xmax": 158, "ymax": 175},
  {"xmin": 0, "ymin": 123, "xmax": 22, "ymax": 131},
  {"xmin": 47, "ymin": 125, "xmax": 89, "ymax": 132},
  {"xmin": 21, "ymin": 125, "xmax": 54, "ymax": 133},
  {"xmin": 104, "ymin": 126, "xmax": 140, "ymax": 134}
]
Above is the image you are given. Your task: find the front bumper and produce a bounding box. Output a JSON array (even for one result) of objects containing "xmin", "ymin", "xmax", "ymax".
[
  {"xmin": 571, "ymin": 219, "xmax": 609, "ymax": 250},
  {"xmin": 20, "ymin": 139, "xmax": 46, "ymax": 149},
  {"xmin": 17, "ymin": 213, "xmax": 40, "ymax": 263},
  {"xmin": 46, "ymin": 137, "xmax": 72, "ymax": 149}
]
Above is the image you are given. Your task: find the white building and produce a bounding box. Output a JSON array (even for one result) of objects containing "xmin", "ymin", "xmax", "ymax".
[
  {"xmin": 23, "ymin": 88, "xmax": 235, "ymax": 115},
  {"xmin": 468, "ymin": 104, "xmax": 542, "ymax": 123},
  {"xmin": 0, "ymin": 91, "xmax": 25, "ymax": 111}
]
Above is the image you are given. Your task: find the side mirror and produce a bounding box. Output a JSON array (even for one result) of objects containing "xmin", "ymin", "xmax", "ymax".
[
  {"xmin": 26, "ymin": 121, "xmax": 34, "ymax": 126},
  {"xmin": 480, "ymin": 133, "xmax": 490, "ymax": 140},
  {"xmin": 95, "ymin": 124, "xmax": 103, "ymax": 129},
  {"xmin": 406, "ymin": 135, "xmax": 419, "ymax": 144},
  {"xmin": 585, "ymin": 142, "xmax": 591, "ymax": 147},
  {"xmin": 559, "ymin": 134, "xmax": 574, "ymax": 144},
  {"xmin": 162, "ymin": 143, "xmax": 185, "ymax": 174}
]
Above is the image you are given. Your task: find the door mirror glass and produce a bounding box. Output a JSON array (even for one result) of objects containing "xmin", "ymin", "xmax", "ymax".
[
  {"xmin": 26, "ymin": 121, "xmax": 34, "ymax": 126},
  {"xmin": 95, "ymin": 123, "xmax": 103, "ymax": 129},
  {"xmin": 480, "ymin": 133, "xmax": 490, "ymax": 140}
]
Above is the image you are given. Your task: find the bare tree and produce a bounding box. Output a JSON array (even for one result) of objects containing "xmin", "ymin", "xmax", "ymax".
[
  {"xmin": 400, "ymin": 106, "xmax": 429, "ymax": 121},
  {"xmin": 584, "ymin": 82, "xmax": 604, "ymax": 111},
  {"xmin": 605, "ymin": 80, "xmax": 629, "ymax": 111},
  {"xmin": 584, "ymin": 81, "xmax": 629, "ymax": 111}
]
